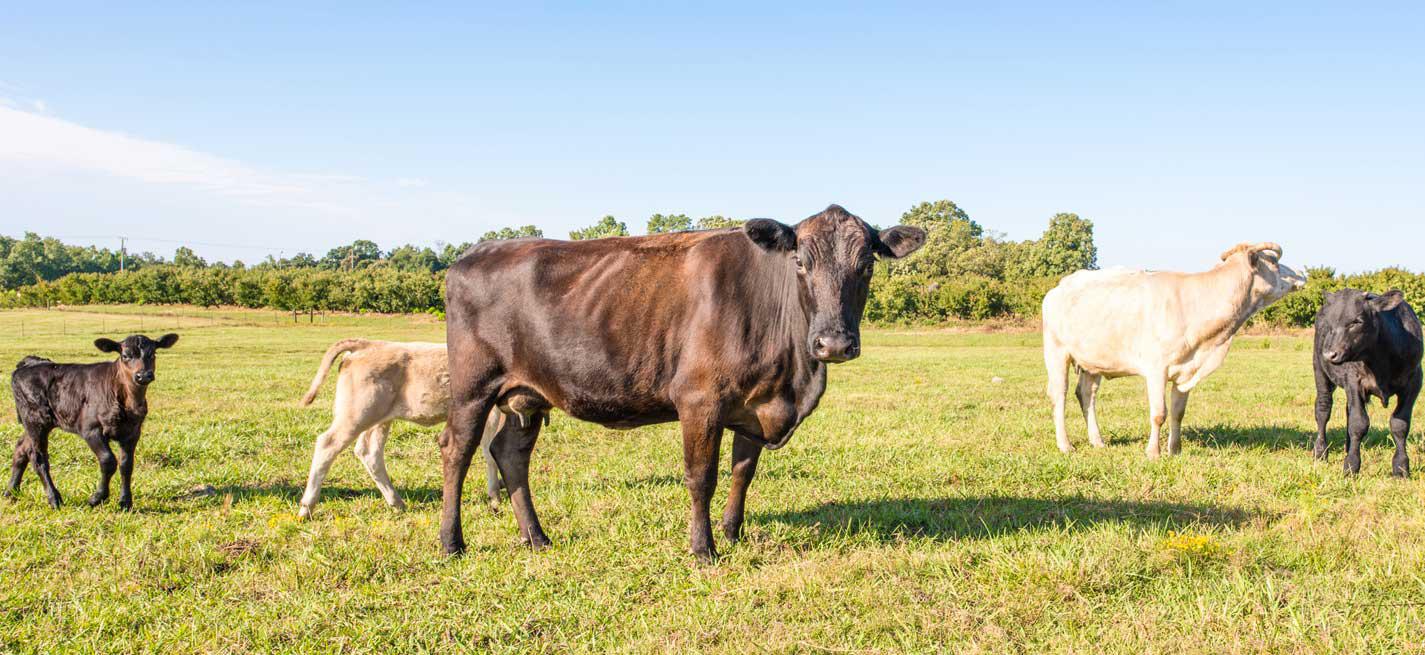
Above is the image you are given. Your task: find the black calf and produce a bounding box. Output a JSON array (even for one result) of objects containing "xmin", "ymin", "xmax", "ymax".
[
  {"xmin": 8, "ymin": 334, "xmax": 178, "ymax": 508},
  {"xmin": 1313, "ymin": 290, "xmax": 1422, "ymax": 476}
]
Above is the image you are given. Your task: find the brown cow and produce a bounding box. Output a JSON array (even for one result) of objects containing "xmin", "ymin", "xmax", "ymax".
[
  {"xmin": 8, "ymin": 334, "xmax": 179, "ymax": 509},
  {"xmin": 441, "ymin": 205, "xmax": 925, "ymax": 560}
]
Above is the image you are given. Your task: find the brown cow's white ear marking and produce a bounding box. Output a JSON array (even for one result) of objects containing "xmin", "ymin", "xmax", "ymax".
[
  {"xmin": 744, "ymin": 219, "xmax": 797, "ymax": 252},
  {"xmin": 95, "ymin": 338, "xmax": 121, "ymax": 353},
  {"xmin": 876, "ymin": 226, "xmax": 927, "ymax": 259},
  {"xmin": 156, "ymin": 333, "xmax": 180, "ymax": 349}
]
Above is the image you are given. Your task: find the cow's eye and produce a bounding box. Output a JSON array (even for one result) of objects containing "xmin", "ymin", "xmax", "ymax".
[{"xmin": 793, "ymin": 254, "xmax": 807, "ymax": 273}]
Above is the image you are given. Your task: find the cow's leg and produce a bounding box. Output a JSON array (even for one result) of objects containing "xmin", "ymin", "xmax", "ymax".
[
  {"xmin": 440, "ymin": 387, "xmax": 497, "ymax": 556},
  {"xmin": 1167, "ymin": 385, "xmax": 1191, "ymax": 456},
  {"xmin": 1076, "ymin": 370, "xmax": 1106, "ymax": 448},
  {"xmin": 81, "ymin": 432, "xmax": 117, "ymax": 507},
  {"xmin": 27, "ymin": 427, "xmax": 61, "ymax": 509},
  {"xmin": 297, "ymin": 420, "xmax": 364, "ymax": 518},
  {"xmin": 721, "ymin": 432, "xmax": 764, "ymax": 544},
  {"xmin": 115, "ymin": 436, "xmax": 137, "ymax": 510},
  {"xmin": 482, "ymin": 413, "xmax": 504, "ymax": 512},
  {"xmin": 1313, "ymin": 369, "xmax": 1335, "ymax": 461},
  {"xmin": 489, "ymin": 409, "xmax": 551, "ymax": 549},
  {"xmin": 7, "ymin": 434, "xmax": 33, "ymax": 498},
  {"xmin": 678, "ymin": 407, "xmax": 723, "ymax": 562},
  {"xmin": 353, "ymin": 422, "xmax": 404, "ymax": 511},
  {"xmin": 1389, "ymin": 380, "xmax": 1419, "ymax": 478},
  {"xmin": 1344, "ymin": 387, "xmax": 1369, "ymax": 476},
  {"xmin": 1144, "ymin": 373, "xmax": 1168, "ymax": 460},
  {"xmin": 1044, "ymin": 344, "xmax": 1073, "ymax": 454}
]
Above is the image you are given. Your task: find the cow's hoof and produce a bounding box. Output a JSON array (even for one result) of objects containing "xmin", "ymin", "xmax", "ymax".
[
  {"xmin": 3, "ymin": 488, "xmax": 17, "ymax": 501},
  {"xmin": 1057, "ymin": 443, "xmax": 1075, "ymax": 455},
  {"xmin": 46, "ymin": 495, "xmax": 62, "ymax": 509},
  {"xmin": 1144, "ymin": 449, "xmax": 1162, "ymax": 461},
  {"xmin": 691, "ymin": 547, "xmax": 719, "ymax": 564},
  {"xmin": 118, "ymin": 499, "xmax": 133, "ymax": 511},
  {"xmin": 520, "ymin": 534, "xmax": 553, "ymax": 551},
  {"xmin": 297, "ymin": 505, "xmax": 313, "ymax": 520},
  {"xmin": 390, "ymin": 499, "xmax": 408, "ymax": 512},
  {"xmin": 1392, "ymin": 464, "xmax": 1410, "ymax": 478},
  {"xmin": 87, "ymin": 493, "xmax": 108, "ymax": 507},
  {"xmin": 721, "ymin": 522, "xmax": 743, "ymax": 544},
  {"xmin": 442, "ymin": 539, "xmax": 467, "ymax": 556}
]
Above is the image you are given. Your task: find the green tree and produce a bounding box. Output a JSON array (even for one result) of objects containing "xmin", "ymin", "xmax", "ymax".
[
  {"xmin": 646, "ymin": 213, "xmax": 693, "ymax": 233},
  {"xmin": 695, "ymin": 215, "xmax": 744, "ymax": 230},
  {"xmin": 886, "ymin": 200, "xmax": 983, "ymax": 279},
  {"xmin": 385, "ymin": 244, "xmax": 441, "ymax": 272},
  {"xmin": 438, "ymin": 242, "xmax": 475, "ymax": 267},
  {"xmin": 570, "ymin": 216, "xmax": 628, "ymax": 240},
  {"xmin": 1014, "ymin": 213, "xmax": 1097, "ymax": 278},
  {"xmin": 479, "ymin": 225, "xmax": 544, "ymax": 242},
  {"xmin": 172, "ymin": 246, "xmax": 207, "ymax": 268},
  {"xmin": 320, "ymin": 240, "xmax": 382, "ymax": 271}
]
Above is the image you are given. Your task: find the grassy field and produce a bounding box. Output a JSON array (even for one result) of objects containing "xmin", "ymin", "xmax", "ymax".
[{"xmin": 2, "ymin": 306, "xmax": 1425, "ymax": 653}]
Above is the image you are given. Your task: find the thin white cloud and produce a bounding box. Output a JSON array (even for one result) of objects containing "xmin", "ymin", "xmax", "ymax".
[
  {"xmin": 0, "ymin": 104, "xmax": 360, "ymax": 214},
  {"xmin": 397, "ymin": 177, "xmax": 430, "ymax": 188}
]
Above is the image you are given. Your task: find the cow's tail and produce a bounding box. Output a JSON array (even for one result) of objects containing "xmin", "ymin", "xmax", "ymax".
[{"xmin": 299, "ymin": 339, "xmax": 372, "ymax": 406}]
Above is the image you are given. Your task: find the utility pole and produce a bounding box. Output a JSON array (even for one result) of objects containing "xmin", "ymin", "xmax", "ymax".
[{"xmin": 119, "ymin": 236, "xmax": 128, "ymax": 272}]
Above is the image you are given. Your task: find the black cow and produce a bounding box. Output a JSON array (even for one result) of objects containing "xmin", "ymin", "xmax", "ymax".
[
  {"xmin": 8, "ymin": 333, "xmax": 179, "ymax": 508},
  {"xmin": 1313, "ymin": 290, "xmax": 1422, "ymax": 476},
  {"xmin": 441, "ymin": 205, "xmax": 925, "ymax": 560}
]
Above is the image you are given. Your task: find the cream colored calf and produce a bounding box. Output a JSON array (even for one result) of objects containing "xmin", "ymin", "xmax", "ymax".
[
  {"xmin": 295, "ymin": 339, "xmax": 503, "ymax": 517},
  {"xmin": 1042, "ymin": 243, "xmax": 1307, "ymax": 458}
]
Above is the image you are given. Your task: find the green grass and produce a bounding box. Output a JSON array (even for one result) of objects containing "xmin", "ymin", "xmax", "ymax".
[{"xmin": 3, "ymin": 305, "xmax": 1425, "ymax": 653}]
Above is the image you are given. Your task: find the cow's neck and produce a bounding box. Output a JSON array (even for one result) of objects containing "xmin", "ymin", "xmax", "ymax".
[
  {"xmin": 111, "ymin": 363, "xmax": 148, "ymax": 413},
  {"xmin": 760, "ymin": 254, "xmax": 828, "ymax": 416},
  {"xmin": 1179, "ymin": 255, "xmax": 1260, "ymax": 348}
]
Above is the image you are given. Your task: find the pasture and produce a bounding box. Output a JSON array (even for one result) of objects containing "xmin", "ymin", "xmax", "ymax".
[{"xmin": 2, "ymin": 306, "xmax": 1424, "ymax": 653}]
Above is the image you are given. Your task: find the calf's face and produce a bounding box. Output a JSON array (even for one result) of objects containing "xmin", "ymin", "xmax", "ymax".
[
  {"xmin": 1318, "ymin": 290, "xmax": 1404, "ymax": 364},
  {"xmin": 95, "ymin": 333, "xmax": 180, "ymax": 385},
  {"xmin": 744, "ymin": 206, "xmax": 925, "ymax": 363},
  {"xmin": 1249, "ymin": 247, "xmax": 1307, "ymax": 303}
]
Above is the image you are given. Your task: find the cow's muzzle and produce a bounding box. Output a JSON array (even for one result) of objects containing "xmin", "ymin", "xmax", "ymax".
[
  {"xmin": 811, "ymin": 333, "xmax": 860, "ymax": 363},
  {"xmin": 134, "ymin": 371, "xmax": 154, "ymax": 385}
]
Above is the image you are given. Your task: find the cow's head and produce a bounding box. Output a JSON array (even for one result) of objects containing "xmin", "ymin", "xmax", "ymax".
[
  {"xmin": 95, "ymin": 333, "xmax": 179, "ymax": 386},
  {"xmin": 1220, "ymin": 242, "xmax": 1307, "ymax": 305},
  {"xmin": 744, "ymin": 205, "xmax": 925, "ymax": 362},
  {"xmin": 1318, "ymin": 289, "xmax": 1405, "ymax": 365}
]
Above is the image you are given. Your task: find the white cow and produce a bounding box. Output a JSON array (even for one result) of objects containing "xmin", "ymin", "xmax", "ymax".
[
  {"xmin": 1042, "ymin": 242, "xmax": 1307, "ymax": 458},
  {"xmin": 295, "ymin": 339, "xmax": 506, "ymax": 518}
]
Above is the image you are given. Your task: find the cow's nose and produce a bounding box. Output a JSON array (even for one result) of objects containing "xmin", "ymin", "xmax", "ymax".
[
  {"xmin": 1324, "ymin": 350, "xmax": 1345, "ymax": 364},
  {"xmin": 812, "ymin": 334, "xmax": 859, "ymax": 363},
  {"xmin": 135, "ymin": 372, "xmax": 154, "ymax": 385}
]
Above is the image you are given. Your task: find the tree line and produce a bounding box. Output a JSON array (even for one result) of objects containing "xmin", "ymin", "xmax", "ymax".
[{"xmin": 7, "ymin": 201, "xmax": 1416, "ymax": 327}]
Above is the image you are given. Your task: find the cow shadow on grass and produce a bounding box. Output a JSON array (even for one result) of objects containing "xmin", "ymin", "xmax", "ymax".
[
  {"xmin": 1186, "ymin": 423, "xmax": 1402, "ymax": 453},
  {"xmin": 178, "ymin": 482, "xmax": 443, "ymax": 507},
  {"xmin": 761, "ymin": 494, "xmax": 1255, "ymax": 543}
]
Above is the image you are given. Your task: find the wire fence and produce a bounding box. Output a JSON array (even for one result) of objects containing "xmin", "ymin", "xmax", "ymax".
[{"xmin": 1, "ymin": 307, "xmax": 414, "ymax": 339}]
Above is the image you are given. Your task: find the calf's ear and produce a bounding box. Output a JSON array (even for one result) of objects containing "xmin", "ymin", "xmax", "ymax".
[
  {"xmin": 156, "ymin": 333, "xmax": 180, "ymax": 349},
  {"xmin": 95, "ymin": 338, "xmax": 121, "ymax": 353},
  {"xmin": 1370, "ymin": 290, "xmax": 1405, "ymax": 312},
  {"xmin": 875, "ymin": 226, "xmax": 927, "ymax": 259},
  {"xmin": 744, "ymin": 219, "xmax": 797, "ymax": 252}
]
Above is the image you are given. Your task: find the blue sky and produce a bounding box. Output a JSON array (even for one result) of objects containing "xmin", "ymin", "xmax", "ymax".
[{"xmin": 1, "ymin": 2, "xmax": 1421, "ymax": 271}]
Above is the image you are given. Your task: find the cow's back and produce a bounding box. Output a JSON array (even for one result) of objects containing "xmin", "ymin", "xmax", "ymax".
[
  {"xmin": 445, "ymin": 229, "xmax": 772, "ymax": 426},
  {"xmin": 340, "ymin": 341, "xmax": 449, "ymax": 425}
]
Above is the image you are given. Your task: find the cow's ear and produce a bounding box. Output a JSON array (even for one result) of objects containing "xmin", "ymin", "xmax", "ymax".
[
  {"xmin": 743, "ymin": 219, "xmax": 797, "ymax": 252},
  {"xmin": 875, "ymin": 226, "xmax": 927, "ymax": 259},
  {"xmin": 95, "ymin": 338, "xmax": 121, "ymax": 354},
  {"xmin": 156, "ymin": 333, "xmax": 180, "ymax": 349},
  {"xmin": 1371, "ymin": 290, "xmax": 1405, "ymax": 312}
]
